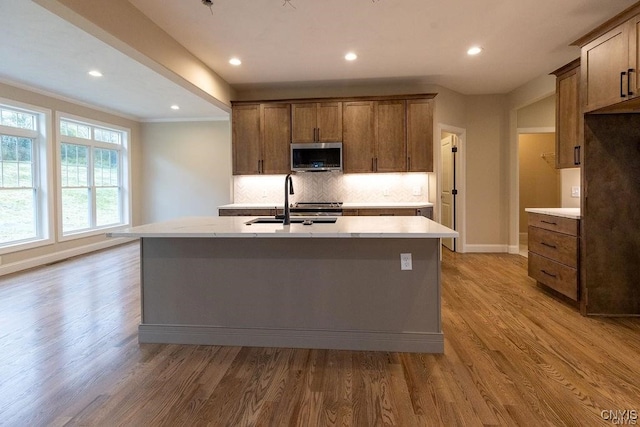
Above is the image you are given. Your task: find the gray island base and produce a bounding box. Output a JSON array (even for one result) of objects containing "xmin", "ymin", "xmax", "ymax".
[{"xmin": 110, "ymin": 216, "xmax": 458, "ymax": 353}]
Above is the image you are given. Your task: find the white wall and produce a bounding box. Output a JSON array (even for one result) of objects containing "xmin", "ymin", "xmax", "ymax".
[
  {"xmin": 140, "ymin": 120, "xmax": 232, "ymax": 223},
  {"xmin": 465, "ymin": 95, "xmax": 510, "ymax": 250}
]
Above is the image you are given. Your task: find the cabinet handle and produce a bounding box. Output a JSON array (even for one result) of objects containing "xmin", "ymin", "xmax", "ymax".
[
  {"xmin": 541, "ymin": 242, "xmax": 557, "ymax": 249},
  {"xmin": 258, "ymin": 160, "xmax": 261, "ymax": 174},
  {"xmin": 371, "ymin": 157, "xmax": 375, "ymax": 171},
  {"xmin": 541, "ymin": 220, "xmax": 557, "ymax": 225},
  {"xmin": 621, "ymin": 71, "xmax": 627, "ymax": 98},
  {"xmin": 375, "ymin": 157, "xmax": 378, "ymax": 171},
  {"xmin": 628, "ymin": 68, "xmax": 635, "ymax": 96},
  {"xmin": 574, "ymin": 146, "xmax": 581, "ymax": 166},
  {"xmin": 541, "ymin": 270, "xmax": 557, "ymax": 278},
  {"xmin": 408, "ymin": 156, "xmax": 411, "ymax": 171}
]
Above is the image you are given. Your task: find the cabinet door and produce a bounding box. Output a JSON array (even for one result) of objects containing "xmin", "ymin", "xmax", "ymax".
[
  {"xmin": 261, "ymin": 103, "xmax": 291, "ymax": 174},
  {"xmin": 232, "ymin": 104, "xmax": 261, "ymax": 175},
  {"xmin": 406, "ymin": 99, "xmax": 434, "ymax": 172},
  {"xmin": 376, "ymin": 100, "xmax": 406, "ymax": 172},
  {"xmin": 291, "ymin": 103, "xmax": 317, "ymax": 143},
  {"xmin": 343, "ymin": 101, "xmax": 375, "ymax": 173},
  {"xmin": 628, "ymin": 15, "xmax": 640, "ymax": 98},
  {"xmin": 555, "ymin": 66, "xmax": 582, "ymax": 168},
  {"xmin": 316, "ymin": 102, "xmax": 343, "ymax": 142},
  {"xmin": 581, "ymin": 23, "xmax": 629, "ymax": 112}
]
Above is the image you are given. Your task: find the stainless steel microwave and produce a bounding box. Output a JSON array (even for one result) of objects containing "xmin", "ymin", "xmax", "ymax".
[{"xmin": 291, "ymin": 142, "xmax": 343, "ymax": 172}]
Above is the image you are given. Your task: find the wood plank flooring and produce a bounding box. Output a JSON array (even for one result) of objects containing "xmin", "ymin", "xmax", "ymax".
[{"xmin": 0, "ymin": 242, "xmax": 639, "ymax": 426}]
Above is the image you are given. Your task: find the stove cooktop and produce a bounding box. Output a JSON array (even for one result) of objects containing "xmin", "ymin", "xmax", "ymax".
[{"xmin": 292, "ymin": 202, "xmax": 343, "ymax": 209}]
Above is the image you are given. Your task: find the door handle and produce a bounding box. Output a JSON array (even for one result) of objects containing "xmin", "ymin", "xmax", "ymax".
[
  {"xmin": 621, "ymin": 71, "xmax": 627, "ymax": 98},
  {"xmin": 574, "ymin": 146, "xmax": 581, "ymax": 166},
  {"xmin": 628, "ymin": 68, "xmax": 635, "ymax": 96}
]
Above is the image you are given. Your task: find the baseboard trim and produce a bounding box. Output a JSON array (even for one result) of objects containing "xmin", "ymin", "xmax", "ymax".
[
  {"xmin": 138, "ymin": 324, "xmax": 444, "ymax": 353},
  {"xmin": 0, "ymin": 237, "xmax": 135, "ymax": 277},
  {"xmin": 464, "ymin": 244, "xmax": 509, "ymax": 253}
]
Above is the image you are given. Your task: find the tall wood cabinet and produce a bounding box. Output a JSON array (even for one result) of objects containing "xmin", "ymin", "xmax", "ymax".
[
  {"xmin": 572, "ymin": 2, "xmax": 640, "ymax": 316},
  {"xmin": 552, "ymin": 59, "xmax": 582, "ymax": 168},
  {"xmin": 232, "ymin": 103, "xmax": 290, "ymax": 175},
  {"xmin": 291, "ymin": 102, "xmax": 342, "ymax": 143}
]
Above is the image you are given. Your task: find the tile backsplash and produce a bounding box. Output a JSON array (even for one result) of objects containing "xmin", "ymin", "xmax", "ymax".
[{"xmin": 233, "ymin": 173, "xmax": 430, "ymax": 204}]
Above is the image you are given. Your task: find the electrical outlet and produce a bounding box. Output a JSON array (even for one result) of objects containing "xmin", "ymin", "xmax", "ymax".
[
  {"xmin": 571, "ymin": 186, "xmax": 580, "ymax": 198},
  {"xmin": 412, "ymin": 186, "xmax": 422, "ymax": 196},
  {"xmin": 261, "ymin": 189, "xmax": 267, "ymax": 198},
  {"xmin": 400, "ymin": 253, "xmax": 412, "ymax": 270},
  {"xmin": 383, "ymin": 187, "xmax": 390, "ymax": 196}
]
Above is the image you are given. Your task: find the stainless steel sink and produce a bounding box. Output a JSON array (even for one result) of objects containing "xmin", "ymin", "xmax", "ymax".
[{"xmin": 245, "ymin": 217, "xmax": 338, "ymax": 225}]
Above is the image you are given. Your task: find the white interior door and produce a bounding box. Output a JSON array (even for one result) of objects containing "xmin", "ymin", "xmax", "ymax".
[{"xmin": 440, "ymin": 135, "xmax": 456, "ymax": 251}]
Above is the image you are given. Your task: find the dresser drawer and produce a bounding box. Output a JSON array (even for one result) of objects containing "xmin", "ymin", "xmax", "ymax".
[
  {"xmin": 357, "ymin": 208, "xmax": 418, "ymax": 216},
  {"xmin": 528, "ymin": 252, "xmax": 578, "ymax": 301},
  {"xmin": 528, "ymin": 226, "xmax": 579, "ymax": 268},
  {"xmin": 528, "ymin": 213, "xmax": 578, "ymax": 236}
]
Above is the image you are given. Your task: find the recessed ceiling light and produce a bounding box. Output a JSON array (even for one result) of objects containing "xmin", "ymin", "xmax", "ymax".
[
  {"xmin": 88, "ymin": 70, "xmax": 103, "ymax": 77},
  {"xmin": 170, "ymin": 105, "xmax": 180, "ymax": 110},
  {"xmin": 345, "ymin": 52, "xmax": 358, "ymax": 61},
  {"xmin": 467, "ymin": 46, "xmax": 483, "ymax": 56},
  {"xmin": 229, "ymin": 58, "xmax": 242, "ymax": 66}
]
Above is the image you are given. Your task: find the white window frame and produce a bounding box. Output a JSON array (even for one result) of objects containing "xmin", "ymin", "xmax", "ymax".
[
  {"xmin": 56, "ymin": 112, "xmax": 131, "ymax": 241},
  {"xmin": 0, "ymin": 98, "xmax": 53, "ymax": 255}
]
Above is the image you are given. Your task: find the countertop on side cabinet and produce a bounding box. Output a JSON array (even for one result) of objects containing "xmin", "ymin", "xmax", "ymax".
[
  {"xmin": 108, "ymin": 216, "xmax": 457, "ymax": 239},
  {"xmin": 525, "ymin": 208, "xmax": 581, "ymax": 219}
]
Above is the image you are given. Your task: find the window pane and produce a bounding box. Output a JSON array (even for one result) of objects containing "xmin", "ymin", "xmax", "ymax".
[
  {"xmin": 60, "ymin": 120, "xmax": 90, "ymax": 139},
  {"xmin": 60, "ymin": 143, "xmax": 88, "ymax": 187},
  {"xmin": 0, "ymin": 189, "xmax": 36, "ymax": 243},
  {"xmin": 2, "ymin": 136, "xmax": 17, "ymax": 161},
  {"xmin": 0, "ymin": 108, "xmax": 36, "ymax": 130},
  {"xmin": 2, "ymin": 162, "xmax": 18, "ymax": 187},
  {"xmin": 94, "ymin": 148, "xmax": 118, "ymax": 187},
  {"xmin": 96, "ymin": 187, "xmax": 120, "ymax": 226},
  {"xmin": 94, "ymin": 128, "xmax": 121, "ymax": 145},
  {"xmin": 18, "ymin": 162, "xmax": 33, "ymax": 187},
  {"xmin": 62, "ymin": 188, "xmax": 90, "ymax": 232}
]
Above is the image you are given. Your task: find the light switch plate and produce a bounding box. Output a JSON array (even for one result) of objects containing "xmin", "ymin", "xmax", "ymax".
[{"xmin": 571, "ymin": 186, "xmax": 580, "ymax": 198}]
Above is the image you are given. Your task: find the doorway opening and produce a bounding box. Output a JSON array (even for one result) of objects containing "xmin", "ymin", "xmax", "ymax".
[
  {"xmin": 518, "ymin": 132, "xmax": 560, "ymax": 256},
  {"xmin": 437, "ymin": 125, "xmax": 465, "ymax": 253}
]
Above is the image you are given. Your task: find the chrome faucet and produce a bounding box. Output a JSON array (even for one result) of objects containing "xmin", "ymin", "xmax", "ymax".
[{"xmin": 283, "ymin": 173, "xmax": 294, "ymax": 225}]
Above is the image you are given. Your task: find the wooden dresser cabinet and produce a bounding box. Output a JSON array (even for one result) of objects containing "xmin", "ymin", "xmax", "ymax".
[{"xmin": 527, "ymin": 213, "xmax": 580, "ymax": 301}]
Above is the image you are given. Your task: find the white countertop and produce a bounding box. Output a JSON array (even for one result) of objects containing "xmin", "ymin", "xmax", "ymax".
[
  {"xmin": 108, "ymin": 216, "xmax": 457, "ymax": 239},
  {"xmin": 218, "ymin": 202, "xmax": 434, "ymax": 209},
  {"xmin": 525, "ymin": 207, "xmax": 581, "ymax": 219}
]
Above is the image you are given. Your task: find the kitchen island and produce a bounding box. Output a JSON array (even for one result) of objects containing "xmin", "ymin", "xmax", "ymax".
[{"xmin": 108, "ymin": 216, "xmax": 457, "ymax": 353}]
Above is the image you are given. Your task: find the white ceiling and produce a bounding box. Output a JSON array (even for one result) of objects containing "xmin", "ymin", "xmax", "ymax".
[{"xmin": 1, "ymin": 0, "xmax": 637, "ymax": 121}]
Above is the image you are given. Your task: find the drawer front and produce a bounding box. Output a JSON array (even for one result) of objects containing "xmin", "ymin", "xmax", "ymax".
[
  {"xmin": 528, "ymin": 213, "xmax": 578, "ymax": 236},
  {"xmin": 358, "ymin": 208, "xmax": 417, "ymax": 216},
  {"xmin": 528, "ymin": 226, "xmax": 578, "ymax": 268},
  {"xmin": 219, "ymin": 209, "xmax": 275, "ymax": 216},
  {"xmin": 528, "ymin": 252, "xmax": 578, "ymax": 301}
]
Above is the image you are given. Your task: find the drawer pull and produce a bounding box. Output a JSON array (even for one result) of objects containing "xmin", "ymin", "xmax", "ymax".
[
  {"xmin": 540, "ymin": 242, "xmax": 557, "ymax": 249},
  {"xmin": 541, "ymin": 270, "xmax": 557, "ymax": 278},
  {"xmin": 540, "ymin": 220, "xmax": 557, "ymax": 225}
]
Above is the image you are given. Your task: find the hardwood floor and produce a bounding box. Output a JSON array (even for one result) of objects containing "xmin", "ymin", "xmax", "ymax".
[{"xmin": 1, "ymin": 242, "xmax": 639, "ymax": 426}]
